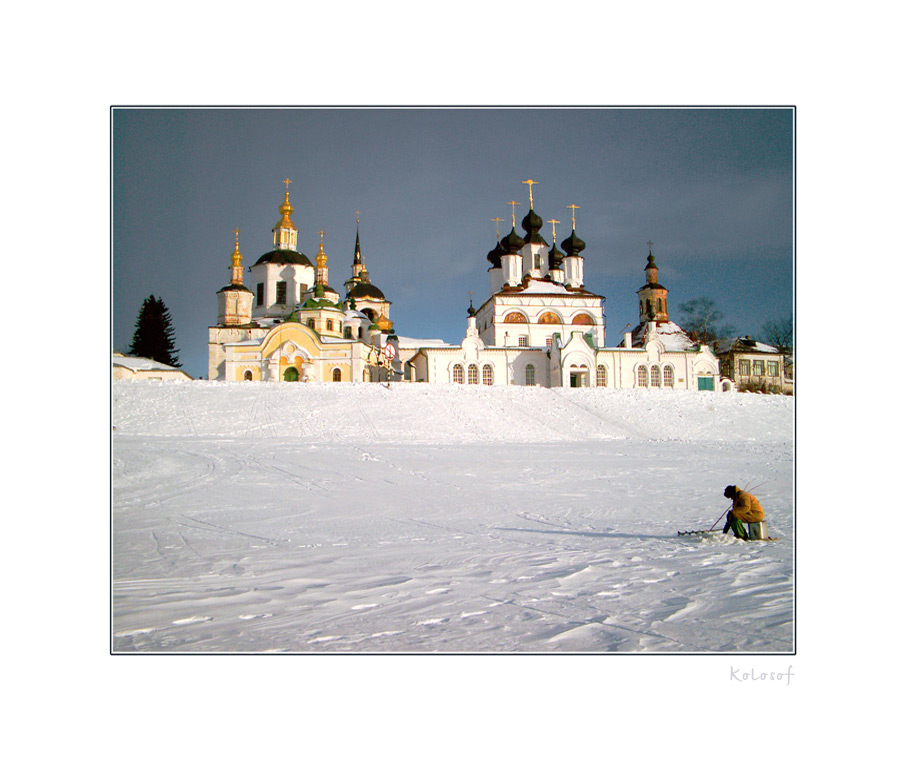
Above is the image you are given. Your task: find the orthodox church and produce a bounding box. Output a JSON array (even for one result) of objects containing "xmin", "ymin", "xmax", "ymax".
[
  {"xmin": 208, "ymin": 180, "xmax": 398, "ymax": 382},
  {"xmin": 209, "ymin": 179, "xmax": 722, "ymax": 391},
  {"xmin": 407, "ymin": 182, "xmax": 722, "ymax": 391}
]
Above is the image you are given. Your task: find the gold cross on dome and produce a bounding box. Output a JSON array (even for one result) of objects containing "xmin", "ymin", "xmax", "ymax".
[
  {"xmin": 491, "ymin": 217, "xmax": 504, "ymax": 240},
  {"xmin": 567, "ymin": 203, "xmax": 580, "ymax": 229},
  {"xmin": 319, "ymin": 229, "xmax": 326, "ymax": 244},
  {"xmin": 507, "ymin": 200, "xmax": 518, "ymax": 227},
  {"xmin": 647, "ymin": 240, "xmax": 654, "ymax": 252},
  {"xmin": 284, "ymin": 177, "xmax": 292, "ymax": 191},
  {"xmin": 548, "ymin": 219, "xmax": 560, "ymax": 243},
  {"xmin": 232, "ymin": 227, "xmax": 240, "ymax": 243},
  {"xmin": 356, "ymin": 211, "xmax": 360, "ymax": 224},
  {"xmin": 523, "ymin": 179, "xmax": 538, "ymax": 209}
]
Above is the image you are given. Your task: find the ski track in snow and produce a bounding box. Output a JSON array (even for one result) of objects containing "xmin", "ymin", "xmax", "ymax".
[{"xmin": 112, "ymin": 381, "xmax": 794, "ymax": 653}]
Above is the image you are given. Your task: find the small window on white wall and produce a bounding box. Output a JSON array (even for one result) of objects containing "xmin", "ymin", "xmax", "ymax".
[
  {"xmin": 482, "ymin": 366, "xmax": 493, "ymax": 386},
  {"xmin": 452, "ymin": 364, "xmax": 464, "ymax": 384},
  {"xmin": 637, "ymin": 366, "xmax": 649, "ymax": 387},
  {"xmin": 468, "ymin": 364, "xmax": 479, "ymax": 385},
  {"xmin": 597, "ymin": 365, "xmax": 608, "ymax": 387},
  {"xmin": 525, "ymin": 364, "xmax": 535, "ymax": 386},
  {"xmin": 663, "ymin": 366, "xmax": 674, "ymax": 387}
]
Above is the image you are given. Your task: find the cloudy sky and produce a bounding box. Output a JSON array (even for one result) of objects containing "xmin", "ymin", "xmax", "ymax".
[{"xmin": 112, "ymin": 107, "xmax": 793, "ymax": 378}]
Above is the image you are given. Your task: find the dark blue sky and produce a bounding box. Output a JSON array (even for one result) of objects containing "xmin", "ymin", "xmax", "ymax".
[{"xmin": 113, "ymin": 107, "xmax": 793, "ymax": 378}]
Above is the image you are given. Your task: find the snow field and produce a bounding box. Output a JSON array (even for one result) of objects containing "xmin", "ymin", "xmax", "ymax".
[{"xmin": 113, "ymin": 381, "xmax": 793, "ymax": 652}]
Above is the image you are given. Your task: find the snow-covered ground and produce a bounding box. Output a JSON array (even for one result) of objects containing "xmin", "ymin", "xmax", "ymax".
[{"xmin": 112, "ymin": 381, "xmax": 793, "ymax": 653}]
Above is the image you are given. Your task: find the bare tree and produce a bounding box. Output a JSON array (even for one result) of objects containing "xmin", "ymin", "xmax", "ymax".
[
  {"xmin": 761, "ymin": 316, "xmax": 793, "ymax": 353},
  {"xmin": 677, "ymin": 297, "xmax": 734, "ymax": 345}
]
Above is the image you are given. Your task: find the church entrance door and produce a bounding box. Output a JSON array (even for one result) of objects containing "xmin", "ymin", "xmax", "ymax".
[{"xmin": 284, "ymin": 366, "xmax": 299, "ymax": 382}]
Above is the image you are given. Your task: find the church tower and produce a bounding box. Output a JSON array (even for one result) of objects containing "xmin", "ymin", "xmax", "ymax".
[
  {"xmin": 499, "ymin": 200, "xmax": 525, "ymax": 288},
  {"xmin": 248, "ymin": 179, "xmax": 315, "ymax": 320},
  {"xmin": 315, "ymin": 229, "xmax": 329, "ymax": 287},
  {"xmin": 344, "ymin": 213, "xmax": 366, "ymax": 294},
  {"xmin": 216, "ymin": 228, "xmax": 254, "ymax": 326},
  {"xmin": 272, "ymin": 179, "xmax": 298, "ymax": 251},
  {"xmin": 637, "ymin": 242, "xmax": 669, "ymax": 323},
  {"xmin": 560, "ymin": 204, "xmax": 586, "ymax": 289},
  {"xmin": 520, "ymin": 179, "xmax": 549, "ymax": 277}
]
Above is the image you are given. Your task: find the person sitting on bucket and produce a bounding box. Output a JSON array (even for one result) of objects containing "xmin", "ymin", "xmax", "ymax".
[{"xmin": 722, "ymin": 485, "xmax": 764, "ymax": 540}]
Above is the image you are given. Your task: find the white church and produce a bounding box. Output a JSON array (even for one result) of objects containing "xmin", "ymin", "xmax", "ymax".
[{"xmin": 209, "ymin": 179, "xmax": 724, "ymax": 391}]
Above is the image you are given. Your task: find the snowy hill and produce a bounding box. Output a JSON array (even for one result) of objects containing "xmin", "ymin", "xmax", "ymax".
[{"xmin": 113, "ymin": 381, "xmax": 794, "ymax": 653}]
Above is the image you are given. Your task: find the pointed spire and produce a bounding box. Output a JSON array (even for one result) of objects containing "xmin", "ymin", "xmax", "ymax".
[
  {"xmin": 353, "ymin": 212, "xmax": 362, "ymax": 265},
  {"xmin": 230, "ymin": 227, "xmax": 244, "ymax": 285},
  {"xmin": 272, "ymin": 178, "xmax": 298, "ymax": 250},
  {"xmin": 316, "ymin": 228, "xmax": 329, "ymax": 287},
  {"xmin": 278, "ymin": 177, "xmax": 295, "ymax": 227}
]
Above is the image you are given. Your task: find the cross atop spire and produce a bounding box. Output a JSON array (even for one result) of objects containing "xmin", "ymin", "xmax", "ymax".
[
  {"xmin": 284, "ymin": 177, "xmax": 292, "ymax": 191},
  {"xmin": 523, "ymin": 179, "xmax": 538, "ymax": 209},
  {"xmin": 507, "ymin": 200, "xmax": 518, "ymax": 228},
  {"xmin": 232, "ymin": 227, "xmax": 240, "ymax": 246},
  {"xmin": 548, "ymin": 218, "xmax": 560, "ymax": 243},
  {"xmin": 491, "ymin": 217, "xmax": 504, "ymax": 241},
  {"xmin": 648, "ymin": 239, "xmax": 653, "ymax": 253},
  {"xmin": 567, "ymin": 203, "xmax": 580, "ymax": 230}
]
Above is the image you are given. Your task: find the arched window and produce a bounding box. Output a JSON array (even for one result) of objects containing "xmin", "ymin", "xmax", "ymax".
[
  {"xmin": 663, "ymin": 365, "xmax": 674, "ymax": 387},
  {"xmin": 572, "ymin": 313, "xmax": 594, "ymax": 326},
  {"xmin": 538, "ymin": 312, "xmax": 562, "ymax": 324},
  {"xmin": 306, "ymin": 319, "xmax": 315, "ymax": 330},
  {"xmin": 637, "ymin": 366, "xmax": 648, "ymax": 387},
  {"xmin": 326, "ymin": 319, "xmax": 334, "ymax": 332},
  {"xmin": 596, "ymin": 365, "xmax": 608, "ymax": 387},
  {"xmin": 468, "ymin": 364, "xmax": 479, "ymax": 385},
  {"xmin": 243, "ymin": 370, "xmax": 253, "ymax": 381},
  {"xmin": 482, "ymin": 365, "xmax": 493, "ymax": 386},
  {"xmin": 525, "ymin": 364, "xmax": 535, "ymax": 386},
  {"xmin": 452, "ymin": 364, "xmax": 464, "ymax": 384},
  {"xmin": 503, "ymin": 311, "xmax": 527, "ymax": 324},
  {"xmin": 651, "ymin": 365, "xmax": 661, "ymax": 387},
  {"xmin": 332, "ymin": 368, "xmax": 342, "ymax": 382}
]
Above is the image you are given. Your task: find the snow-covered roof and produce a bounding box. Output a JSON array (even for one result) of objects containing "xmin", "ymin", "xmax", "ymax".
[
  {"xmin": 715, "ymin": 337, "xmax": 781, "ymax": 354},
  {"xmin": 395, "ymin": 335, "xmax": 451, "ymax": 349},
  {"xmin": 112, "ymin": 353, "xmax": 185, "ymax": 373},
  {"xmin": 628, "ymin": 321, "xmax": 696, "ymax": 352}
]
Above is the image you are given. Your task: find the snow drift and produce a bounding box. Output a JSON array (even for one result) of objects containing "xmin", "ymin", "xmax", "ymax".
[{"xmin": 113, "ymin": 381, "xmax": 794, "ymax": 653}]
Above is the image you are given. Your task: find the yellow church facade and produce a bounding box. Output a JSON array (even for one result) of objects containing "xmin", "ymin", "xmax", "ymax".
[{"xmin": 208, "ymin": 180, "xmax": 396, "ymax": 383}]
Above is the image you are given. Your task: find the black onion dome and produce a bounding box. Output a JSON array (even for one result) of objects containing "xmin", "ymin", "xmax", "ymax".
[
  {"xmin": 548, "ymin": 243, "xmax": 565, "ymax": 270},
  {"xmin": 560, "ymin": 230, "xmax": 585, "ymax": 257},
  {"xmin": 521, "ymin": 208, "xmax": 547, "ymax": 245},
  {"xmin": 253, "ymin": 249, "xmax": 313, "ymax": 267},
  {"xmin": 217, "ymin": 283, "xmax": 253, "ymax": 293},
  {"xmin": 642, "ymin": 254, "xmax": 665, "ymax": 290},
  {"xmin": 486, "ymin": 241, "xmax": 503, "ymax": 268},
  {"xmin": 500, "ymin": 225, "xmax": 524, "ymax": 254},
  {"xmin": 347, "ymin": 281, "xmax": 386, "ymax": 300}
]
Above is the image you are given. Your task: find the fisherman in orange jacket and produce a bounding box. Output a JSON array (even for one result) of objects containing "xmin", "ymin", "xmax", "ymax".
[{"xmin": 722, "ymin": 485, "xmax": 764, "ymax": 540}]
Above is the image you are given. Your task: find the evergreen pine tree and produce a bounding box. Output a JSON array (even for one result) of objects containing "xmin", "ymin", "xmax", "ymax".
[{"xmin": 129, "ymin": 295, "xmax": 181, "ymax": 367}]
